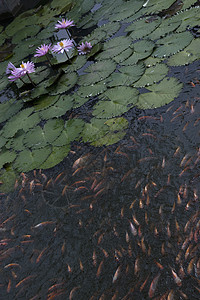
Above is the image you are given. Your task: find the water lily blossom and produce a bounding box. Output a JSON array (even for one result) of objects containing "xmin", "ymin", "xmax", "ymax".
[
  {"xmin": 77, "ymin": 41, "xmax": 92, "ymax": 55},
  {"xmin": 34, "ymin": 44, "xmax": 52, "ymax": 57},
  {"xmin": 55, "ymin": 18, "xmax": 75, "ymax": 29},
  {"xmin": 7, "ymin": 61, "xmax": 35, "ymax": 85},
  {"xmin": 6, "ymin": 62, "xmax": 17, "ymax": 74},
  {"xmin": 52, "ymin": 39, "xmax": 74, "ymax": 54},
  {"xmin": 8, "ymin": 68, "xmax": 24, "ymax": 82}
]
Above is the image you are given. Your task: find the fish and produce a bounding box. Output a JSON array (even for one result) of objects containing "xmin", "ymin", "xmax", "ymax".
[
  {"xmin": 148, "ymin": 273, "xmax": 161, "ymax": 298},
  {"xmin": 113, "ymin": 266, "xmax": 121, "ymax": 283},
  {"xmin": 171, "ymin": 268, "xmax": 182, "ymax": 286}
]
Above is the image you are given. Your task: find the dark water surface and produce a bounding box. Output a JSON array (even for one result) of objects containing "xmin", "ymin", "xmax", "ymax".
[{"xmin": 0, "ymin": 1, "xmax": 200, "ymax": 300}]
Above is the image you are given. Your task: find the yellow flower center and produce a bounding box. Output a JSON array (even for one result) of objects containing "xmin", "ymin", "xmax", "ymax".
[
  {"xmin": 20, "ymin": 64, "xmax": 25, "ymax": 68},
  {"xmin": 41, "ymin": 47, "xmax": 45, "ymax": 51},
  {"xmin": 59, "ymin": 42, "xmax": 64, "ymax": 47}
]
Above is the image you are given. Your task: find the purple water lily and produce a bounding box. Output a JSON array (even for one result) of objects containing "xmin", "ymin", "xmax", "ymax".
[
  {"xmin": 34, "ymin": 44, "xmax": 52, "ymax": 57},
  {"xmin": 55, "ymin": 18, "xmax": 75, "ymax": 29},
  {"xmin": 77, "ymin": 42, "xmax": 92, "ymax": 55},
  {"xmin": 8, "ymin": 68, "xmax": 24, "ymax": 82},
  {"xmin": 6, "ymin": 62, "xmax": 17, "ymax": 74},
  {"xmin": 52, "ymin": 39, "xmax": 74, "ymax": 54},
  {"xmin": 18, "ymin": 61, "xmax": 35, "ymax": 75}
]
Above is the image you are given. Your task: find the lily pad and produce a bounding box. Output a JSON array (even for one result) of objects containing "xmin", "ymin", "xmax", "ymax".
[
  {"xmin": 118, "ymin": 63, "xmax": 146, "ymax": 85},
  {"xmin": 53, "ymin": 119, "xmax": 85, "ymax": 146},
  {"xmin": 39, "ymin": 95, "xmax": 74, "ymax": 119},
  {"xmin": 93, "ymin": 86, "xmax": 139, "ymax": 118},
  {"xmin": 126, "ymin": 17, "xmax": 161, "ymax": 40},
  {"xmin": 153, "ymin": 31, "xmax": 194, "ymax": 58},
  {"xmin": 134, "ymin": 64, "xmax": 169, "ymax": 87},
  {"xmin": 0, "ymin": 150, "xmax": 16, "ymax": 169},
  {"xmin": 24, "ymin": 119, "xmax": 64, "ymax": 149},
  {"xmin": 40, "ymin": 145, "xmax": 70, "ymax": 169},
  {"xmin": 121, "ymin": 40, "xmax": 155, "ymax": 65},
  {"xmin": 48, "ymin": 72, "xmax": 78, "ymax": 95},
  {"xmin": 144, "ymin": 0, "xmax": 175, "ymax": 13},
  {"xmin": 137, "ymin": 77, "xmax": 183, "ymax": 109},
  {"xmin": 78, "ymin": 60, "xmax": 116, "ymax": 86},
  {"xmin": 167, "ymin": 38, "xmax": 200, "ymax": 66},
  {"xmin": 77, "ymin": 82, "xmax": 107, "ymax": 98},
  {"xmin": 2, "ymin": 108, "xmax": 35, "ymax": 138},
  {"xmin": 13, "ymin": 147, "xmax": 52, "ymax": 172},
  {"xmin": 96, "ymin": 36, "xmax": 132, "ymax": 60}
]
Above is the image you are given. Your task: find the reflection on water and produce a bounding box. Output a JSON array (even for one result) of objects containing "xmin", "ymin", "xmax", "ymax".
[{"xmin": 0, "ymin": 59, "xmax": 199, "ymax": 299}]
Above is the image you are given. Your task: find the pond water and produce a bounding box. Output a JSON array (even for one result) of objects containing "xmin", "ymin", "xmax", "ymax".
[{"xmin": 0, "ymin": 0, "xmax": 200, "ymax": 299}]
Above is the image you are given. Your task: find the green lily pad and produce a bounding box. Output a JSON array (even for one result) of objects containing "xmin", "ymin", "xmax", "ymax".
[
  {"xmin": 13, "ymin": 147, "xmax": 52, "ymax": 172},
  {"xmin": 171, "ymin": 7, "xmax": 200, "ymax": 32},
  {"xmin": 144, "ymin": 0, "xmax": 175, "ymax": 13},
  {"xmin": 118, "ymin": 63, "xmax": 146, "ymax": 85},
  {"xmin": 126, "ymin": 17, "xmax": 161, "ymax": 40},
  {"xmin": 134, "ymin": 64, "xmax": 169, "ymax": 87},
  {"xmin": 53, "ymin": 119, "xmax": 85, "ymax": 146},
  {"xmin": 109, "ymin": 1, "xmax": 143, "ymax": 22},
  {"xmin": 24, "ymin": 119, "xmax": 64, "ymax": 149},
  {"xmin": 48, "ymin": 72, "xmax": 77, "ymax": 95},
  {"xmin": 33, "ymin": 95, "xmax": 59, "ymax": 111},
  {"xmin": 39, "ymin": 95, "xmax": 74, "ymax": 119},
  {"xmin": 167, "ymin": 38, "xmax": 200, "ymax": 66},
  {"xmin": 77, "ymin": 82, "xmax": 107, "ymax": 98},
  {"xmin": 0, "ymin": 168, "xmax": 16, "ymax": 193},
  {"xmin": 153, "ymin": 31, "xmax": 193, "ymax": 58},
  {"xmin": 78, "ymin": 60, "xmax": 116, "ymax": 86},
  {"xmin": 40, "ymin": 145, "xmax": 71, "ymax": 169},
  {"xmin": 93, "ymin": 86, "xmax": 139, "ymax": 118},
  {"xmin": 12, "ymin": 25, "xmax": 41, "ymax": 44},
  {"xmin": 148, "ymin": 20, "xmax": 181, "ymax": 40},
  {"xmin": 121, "ymin": 40, "xmax": 155, "ymax": 65},
  {"xmin": 2, "ymin": 108, "xmax": 35, "ymax": 138},
  {"xmin": 137, "ymin": 77, "xmax": 183, "ymax": 109},
  {"xmin": 72, "ymin": 94, "xmax": 89, "ymax": 108},
  {"xmin": 113, "ymin": 48, "xmax": 133, "ymax": 63},
  {"xmin": 96, "ymin": 36, "xmax": 132, "ymax": 60},
  {"xmin": 0, "ymin": 150, "xmax": 16, "ymax": 169},
  {"xmin": 63, "ymin": 55, "xmax": 87, "ymax": 73}
]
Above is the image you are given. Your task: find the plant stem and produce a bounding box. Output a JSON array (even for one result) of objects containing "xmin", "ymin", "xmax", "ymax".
[
  {"xmin": 26, "ymin": 73, "xmax": 36, "ymax": 87},
  {"xmin": 45, "ymin": 53, "xmax": 53, "ymax": 67},
  {"xmin": 19, "ymin": 77, "xmax": 26, "ymax": 84},
  {"xmin": 64, "ymin": 49, "xmax": 71, "ymax": 62}
]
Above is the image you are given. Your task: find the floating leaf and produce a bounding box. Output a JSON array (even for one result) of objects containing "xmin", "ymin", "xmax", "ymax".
[
  {"xmin": 39, "ymin": 95, "xmax": 74, "ymax": 119},
  {"xmin": 148, "ymin": 20, "xmax": 181, "ymax": 40},
  {"xmin": 113, "ymin": 48, "xmax": 133, "ymax": 63},
  {"xmin": 121, "ymin": 40, "xmax": 155, "ymax": 65},
  {"xmin": 137, "ymin": 77, "xmax": 183, "ymax": 109},
  {"xmin": 10, "ymin": 130, "xmax": 26, "ymax": 151},
  {"xmin": 53, "ymin": 119, "xmax": 85, "ymax": 146},
  {"xmin": 126, "ymin": 17, "xmax": 161, "ymax": 40},
  {"xmin": 40, "ymin": 145, "xmax": 70, "ymax": 169},
  {"xmin": 171, "ymin": 7, "xmax": 200, "ymax": 32},
  {"xmin": 118, "ymin": 63, "xmax": 145, "ymax": 84},
  {"xmin": 182, "ymin": 0, "xmax": 197, "ymax": 10},
  {"xmin": 13, "ymin": 147, "xmax": 52, "ymax": 172},
  {"xmin": 81, "ymin": 117, "xmax": 128, "ymax": 146},
  {"xmin": 72, "ymin": 94, "xmax": 88, "ymax": 108},
  {"xmin": 144, "ymin": 56, "xmax": 164, "ymax": 67},
  {"xmin": 93, "ymin": 87, "xmax": 139, "ymax": 118},
  {"xmin": 0, "ymin": 150, "xmax": 16, "ymax": 169},
  {"xmin": 134, "ymin": 64, "xmax": 169, "ymax": 87},
  {"xmin": 153, "ymin": 31, "xmax": 193, "ymax": 58},
  {"xmin": 63, "ymin": 55, "xmax": 87, "ymax": 73},
  {"xmin": 0, "ymin": 99, "xmax": 23, "ymax": 124},
  {"xmin": 2, "ymin": 108, "xmax": 35, "ymax": 138},
  {"xmin": 12, "ymin": 25, "xmax": 41, "ymax": 44},
  {"xmin": 0, "ymin": 135, "xmax": 7, "ymax": 150},
  {"xmin": 24, "ymin": 119, "xmax": 64, "ymax": 149},
  {"xmin": 167, "ymin": 38, "xmax": 200, "ymax": 66},
  {"xmin": 0, "ymin": 168, "xmax": 16, "ymax": 193},
  {"xmin": 96, "ymin": 36, "xmax": 132, "ymax": 60},
  {"xmin": 109, "ymin": 1, "xmax": 143, "ymax": 22},
  {"xmin": 48, "ymin": 72, "xmax": 77, "ymax": 95},
  {"xmin": 144, "ymin": 0, "xmax": 175, "ymax": 13},
  {"xmin": 33, "ymin": 95, "xmax": 59, "ymax": 111},
  {"xmin": 78, "ymin": 60, "xmax": 116, "ymax": 86},
  {"xmin": 77, "ymin": 82, "xmax": 107, "ymax": 98}
]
